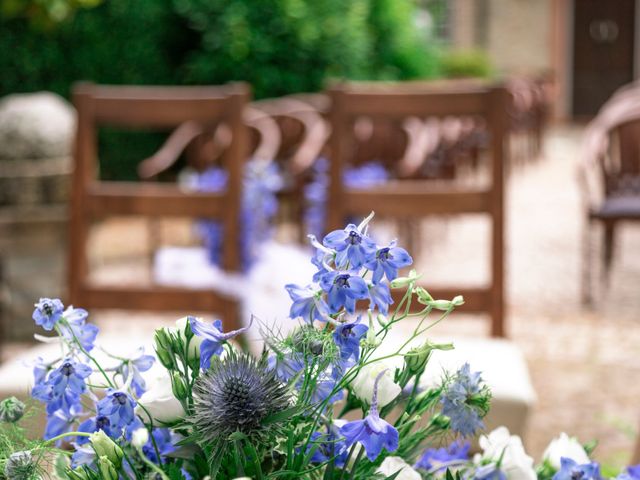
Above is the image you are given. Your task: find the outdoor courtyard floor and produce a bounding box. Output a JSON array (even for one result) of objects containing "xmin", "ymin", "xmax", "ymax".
[{"xmin": 3, "ymin": 124, "xmax": 640, "ymax": 467}]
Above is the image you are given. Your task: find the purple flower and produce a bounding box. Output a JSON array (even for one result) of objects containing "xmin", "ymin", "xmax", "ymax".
[
  {"xmin": 474, "ymin": 464, "xmax": 507, "ymax": 480},
  {"xmin": 415, "ymin": 440, "xmax": 470, "ymax": 471},
  {"xmin": 339, "ymin": 370, "xmax": 399, "ymax": 461},
  {"xmin": 285, "ymin": 284, "xmax": 330, "ymax": 323},
  {"xmin": 306, "ymin": 428, "xmax": 349, "ymax": 467},
  {"xmin": 365, "ymin": 241, "xmax": 413, "ymax": 284},
  {"xmin": 618, "ymin": 466, "xmax": 640, "ymax": 480},
  {"xmin": 71, "ymin": 443, "xmax": 96, "ymax": 468},
  {"xmin": 44, "ymin": 406, "xmax": 82, "ymax": 443},
  {"xmin": 142, "ymin": 428, "xmax": 177, "ymax": 464},
  {"xmin": 440, "ymin": 363, "xmax": 485, "ymax": 437},
  {"xmin": 368, "ymin": 281, "xmax": 393, "ymax": 315},
  {"xmin": 190, "ymin": 316, "xmax": 251, "ymax": 369},
  {"xmin": 32, "ymin": 359, "xmax": 92, "ymax": 415},
  {"xmin": 333, "ymin": 317, "xmax": 368, "ymax": 363},
  {"xmin": 77, "ymin": 414, "xmax": 122, "ymax": 443},
  {"xmin": 97, "ymin": 390, "xmax": 137, "ymax": 430},
  {"xmin": 323, "ymin": 224, "xmax": 377, "ymax": 269},
  {"xmin": 320, "ymin": 271, "xmax": 369, "ymax": 314},
  {"xmin": 59, "ymin": 307, "xmax": 99, "ymax": 352},
  {"xmin": 32, "ymin": 297, "xmax": 64, "ymax": 331},
  {"xmin": 553, "ymin": 458, "xmax": 602, "ymax": 480},
  {"xmin": 268, "ymin": 354, "xmax": 305, "ymax": 383},
  {"xmin": 117, "ymin": 348, "xmax": 155, "ymax": 396}
]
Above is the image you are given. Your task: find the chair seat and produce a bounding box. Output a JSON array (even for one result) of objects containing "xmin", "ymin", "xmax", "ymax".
[{"xmin": 591, "ymin": 195, "xmax": 640, "ymax": 220}]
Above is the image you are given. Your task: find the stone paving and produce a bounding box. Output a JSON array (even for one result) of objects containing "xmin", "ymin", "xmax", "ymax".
[{"xmin": 3, "ymin": 124, "xmax": 640, "ymax": 467}]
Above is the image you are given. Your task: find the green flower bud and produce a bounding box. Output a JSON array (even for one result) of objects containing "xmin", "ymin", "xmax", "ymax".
[
  {"xmin": 0, "ymin": 396, "xmax": 25, "ymax": 423},
  {"xmin": 154, "ymin": 330, "xmax": 175, "ymax": 370},
  {"xmin": 97, "ymin": 456, "xmax": 119, "ymax": 480},
  {"xmin": 420, "ymin": 295, "xmax": 465, "ymax": 311},
  {"xmin": 404, "ymin": 342, "xmax": 454, "ymax": 376},
  {"xmin": 415, "ymin": 287, "xmax": 433, "ymax": 304},
  {"xmin": 4, "ymin": 450, "xmax": 37, "ymax": 479},
  {"xmin": 171, "ymin": 372, "xmax": 188, "ymax": 400},
  {"xmin": 390, "ymin": 269, "xmax": 422, "ymax": 289},
  {"xmin": 90, "ymin": 431, "xmax": 123, "ymax": 469},
  {"xmin": 67, "ymin": 468, "xmax": 92, "ymax": 480}
]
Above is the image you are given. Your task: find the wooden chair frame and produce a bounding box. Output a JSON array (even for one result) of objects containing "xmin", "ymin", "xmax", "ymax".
[
  {"xmin": 68, "ymin": 83, "xmax": 250, "ymax": 329},
  {"xmin": 327, "ymin": 83, "xmax": 509, "ymax": 337}
]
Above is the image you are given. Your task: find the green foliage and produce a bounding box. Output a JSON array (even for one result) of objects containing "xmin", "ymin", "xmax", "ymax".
[
  {"xmin": 441, "ymin": 49, "xmax": 493, "ymax": 79},
  {"xmin": 0, "ymin": 0, "xmax": 442, "ymax": 179}
]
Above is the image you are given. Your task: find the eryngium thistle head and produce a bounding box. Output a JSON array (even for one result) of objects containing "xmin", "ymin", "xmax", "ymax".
[
  {"xmin": 4, "ymin": 451, "xmax": 38, "ymax": 480},
  {"xmin": 190, "ymin": 351, "xmax": 290, "ymax": 444}
]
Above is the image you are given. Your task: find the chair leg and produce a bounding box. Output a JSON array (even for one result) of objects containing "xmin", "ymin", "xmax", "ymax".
[
  {"xmin": 602, "ymin": 221, "xmax": 617, "ymax": 286},
  {"xmin": 581, "ymin": 217, "xmax": 593, "ymax": 306}
]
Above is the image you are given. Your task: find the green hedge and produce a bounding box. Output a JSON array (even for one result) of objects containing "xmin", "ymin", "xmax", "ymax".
[{"xmin": 0, "ymin": 0, "xmax": 441, "ymax": 179}]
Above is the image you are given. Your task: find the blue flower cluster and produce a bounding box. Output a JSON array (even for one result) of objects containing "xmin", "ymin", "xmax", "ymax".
[
  {"xmin": 192, "ymin": 158, "xmax": 283, "ymax": 270},
  {"xmin": 279, "ymin": 218, "xmax": 411, "ymax": 402},
  {"xmin": 29, "ymin": 297, "xmax": 175, "ymax": 471},
  {"xmin": 304, "ymin": 158, "xmax": 390, "ymax": 239},
  {"xmin": 553, "ymin": 458, "xmax": 602, "ymax": 480},
  {"xmin": 440, "ymin": 363, "xmax": 486, "ymax": 437},
  {"xmin": 415, "ymin": 440, "xmax": 471, "ymax": 471}
]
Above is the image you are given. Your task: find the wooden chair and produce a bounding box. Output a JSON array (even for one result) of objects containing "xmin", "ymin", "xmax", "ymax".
[
  {"xmin": 68, "ymin": 83, "xmax": 250, "ymax": 330},
  {"xmin": 580, "ymin": 82, "xmax": 640, "ymax": 304},
  {"xmin": 327, "ymin": 82, "xmax": 510, "ymax": 337}
]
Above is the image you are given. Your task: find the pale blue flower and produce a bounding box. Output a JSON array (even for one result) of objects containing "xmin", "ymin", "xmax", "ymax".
[
  {"xmin": 323, "ymin": 224, "xmax": 377, "ymax": 269},
  {"xmin": 32, "ymin": 297, "xmax": 64, "ymax": 331},
  {"xmin": 553, "ymin": 458, "xmax": 601, "ymax": 480},
  {"xmin": 190, "ymin": 316, "xmax": 251, "ymax": 369},
  {"xmin": 320, "ymin": 271, "xmax": 369, "ymax": 314}
]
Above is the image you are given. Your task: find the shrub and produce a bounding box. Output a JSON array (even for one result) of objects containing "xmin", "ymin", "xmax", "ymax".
[{"xmin": 441, "ymin": 49, "xmax": 493, "ymax": 79}]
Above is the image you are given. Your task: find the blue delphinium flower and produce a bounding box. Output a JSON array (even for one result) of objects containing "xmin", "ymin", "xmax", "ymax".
[
  {"xmin": 323, "ymin": 224, "xmax": 377, "ymax": 269},
  {"xmin": 340, "ymin": 370, "xmax": 399, "ymax": 461},
  {"xmin": 77, "ymin": 414, "xmax": 121, "ymax": 442},
  {"xmin": 618, "ymin": 466, "xmax": 640, "ymax": 480},
  {"xmin": 310, "ymin": 376, "xmax": 344, "ymax": 405},
  {"xmin": 365, "ymin": 241, "xmax": 413, "ymax": 284},
  {"xmin": 415, "ymin": 440, "xmax": 471, "ymax": 471},
  {"xmin": 59, "ymin": 306, "xmax": 99, "ymax": 352},
  {"xmin": 474, "ymin": 464, "xmax": 507, "ymax": 480},
  {"xmin": 141, "ymin": 428, "xmax": 177, "ymax": 464},
  {"xmin": 116, "ymin": 348, "xmax": 155, "ymax": 396},
  {"xmin": 320, "ymin": 271, "xmax": 369, "ymax": 314},
  {"xmin": 285, "ymin": 284, "xmax": 330, "ymax": 323},
  {"xmin": 268, "ymin": 353, "xmax": 305, "ymax": 383},
  {"xmin": 71, "ymin": 443, "xmax": 96, "ymax": 468},
  {"xmin": 553, "ymin": 458, "xmax": 602, "ymax": 480},
  {"xmin": 32, "ymin": 359, "xmax": 92, "ymax": 415},
  {"xmin": 190, "ymin": 316, "xmax": 252, "ymax": 369},
  {"xmin": 44, "ymin": 406, "xmax": 83, "ymax": 443},
  {"xmin": 440, "ymin": 363, "xmax": 486, "ymax": 437},
  {"xmin": 32, "ymin": 297, "xmax": 64, "ymax": 331},
  {"xmin": 368, "ymin": 281, "xmax": 394, "ymax": 315},
  {"xmin": 333, "ymin": 317, "xmax": 368, "ymax": 363},
  {"xmin": 306, "ymin": 428, "xmax": 349, "ymax": 467},
  {"xmin": 97, "ymin": 390, "xmax": 137, "ymax": 430}
]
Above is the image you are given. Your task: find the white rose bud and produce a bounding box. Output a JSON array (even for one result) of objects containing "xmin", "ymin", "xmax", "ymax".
[
  {"xmin": 171, "ymin": 316, "xmax": 203, "ymax": 361},
  {"xmin": 376, "ymin": 456, "xmax": 421, "ymax": 480},
  {"xmin": 351, "ymin": 362, "xmax": 401, "ymax": 407},
  {"xmin": 131, "ymin": 428, "xmax": 150, "ymax": 448},
  {"xmin": 542, "ymin": 433, "xmax": 590, "ymax": 470},
  {"xmin": 135, "ymin": 372, "xmax": 186, "ymax": 424}
]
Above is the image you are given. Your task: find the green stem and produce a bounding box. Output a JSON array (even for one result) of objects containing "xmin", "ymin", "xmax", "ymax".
[
  {"xmin": 136, "ymin": 446, "xmax": 171, "ymax": 479},
  {"xmin": 43, "ymin": 431, "xmax": 92, "ymax": 445}
]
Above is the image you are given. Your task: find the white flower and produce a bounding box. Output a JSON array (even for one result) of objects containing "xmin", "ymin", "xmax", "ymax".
[
  {"xmin": 477, "ymin": 427, "xmax": 536, "ymax": 480},
  {"xmin": 131, "ymin": 428, "xmax": 150, "ymax": 448},
  {"xmin": 376, "ymin": 456, "xmax": 421, "ymax": 480},
  {"xmin": 171, "ymin": 316, "xmax": 203, "ymax": 361},
  {"xmin": 135, "ymin": 372, "xmax": 185, "ymax": 424},
  {"xmin": 351, "ymin": 362, "xmax": 401, "ymax": 407},
  {"xmin": 542, "ymin": 433, "xmax": 590, "ymax": 470}
]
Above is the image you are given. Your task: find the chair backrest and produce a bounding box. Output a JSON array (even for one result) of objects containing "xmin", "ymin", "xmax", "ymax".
[
  {"xmin": 327, "ymin": 82, "xmax": 510, "ymax": 337},
  {"xmin": 68, "ymin": 83, "xmax": 250, "ymax": 329}
]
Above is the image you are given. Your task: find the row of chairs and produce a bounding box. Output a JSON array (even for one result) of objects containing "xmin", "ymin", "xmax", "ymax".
[{"xmin": 67, "ymin": 80, "xmax": 515, "ymax": 338}]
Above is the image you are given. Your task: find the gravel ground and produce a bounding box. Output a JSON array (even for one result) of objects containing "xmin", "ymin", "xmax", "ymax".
[{"xmin": 4, "ymin": 125, "xmax": 640, "ymax": 467}]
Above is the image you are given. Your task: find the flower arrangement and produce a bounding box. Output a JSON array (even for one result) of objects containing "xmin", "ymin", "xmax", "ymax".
[{"xmin": 0, "ymin": 214, "xmax": 637, "ymax": 480}]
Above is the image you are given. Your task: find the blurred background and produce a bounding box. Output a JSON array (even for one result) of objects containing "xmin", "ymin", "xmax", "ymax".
[{"xmin": 1, "ymin": 0, "xmax": 640, "ymax": 470}]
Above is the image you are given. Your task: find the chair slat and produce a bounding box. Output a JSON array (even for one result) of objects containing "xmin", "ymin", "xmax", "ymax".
[{"xmin": 85, "ymin": 182, "xmax": 225, "ymax": 217}]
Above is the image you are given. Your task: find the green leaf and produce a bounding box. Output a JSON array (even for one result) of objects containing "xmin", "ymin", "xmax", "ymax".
[{"xmin": 263, "ymin": 405, "xmax": 302, "ymax": 425}]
